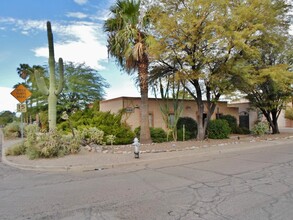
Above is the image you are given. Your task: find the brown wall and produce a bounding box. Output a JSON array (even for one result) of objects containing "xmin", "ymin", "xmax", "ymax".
[{"xmin": 100, "ymin": 97, "xmax": 239, "ymax": 131}]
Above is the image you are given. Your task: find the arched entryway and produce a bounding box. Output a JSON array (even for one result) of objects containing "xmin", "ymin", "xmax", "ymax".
[{"xmin": 239, "ymin": 111, "xmax": 249, "ymax": 130}]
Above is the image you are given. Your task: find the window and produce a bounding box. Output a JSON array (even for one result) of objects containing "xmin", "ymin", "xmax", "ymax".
[
  {"xmin": 168, "ymin": 113, "xmax": 175, "ymax": 127},
  {"xmin": 216, "ymin": 113, "xmax": 223, "ymax": 119},
  {"xmin": 149, "ymin": 113, "xmax": 153, "ymax": 127}
]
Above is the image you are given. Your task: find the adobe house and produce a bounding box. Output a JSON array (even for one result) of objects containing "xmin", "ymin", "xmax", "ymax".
[{"xmin": 100, "ymin": 97, "xmax": 239, "ymax": 131}]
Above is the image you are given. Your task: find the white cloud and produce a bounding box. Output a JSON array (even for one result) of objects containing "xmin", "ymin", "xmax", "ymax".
[
  {"xmin": 74, "ymin": 0, "xmax": 88, "ymax": 5},
  {"xmin": 33, "ymin": 22, "xmax": 108, "ymax": 70},
  {"xmin": 0, "ymin": 87, "xmax": 19, "ymax": 112},
  {"xmin": 66, "ymin": 12, "xmax": 88, "ymax": 19}
]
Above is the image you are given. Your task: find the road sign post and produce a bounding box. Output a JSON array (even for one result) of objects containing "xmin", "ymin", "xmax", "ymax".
[{"xmin": 11, "ymin": 85, "xmax": 32, "ymax": 140}]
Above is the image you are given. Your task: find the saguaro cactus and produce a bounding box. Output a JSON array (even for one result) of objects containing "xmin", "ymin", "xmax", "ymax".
[{"xmin": 35, "ymin": 21, "xmax": 64, "ymax": 130}]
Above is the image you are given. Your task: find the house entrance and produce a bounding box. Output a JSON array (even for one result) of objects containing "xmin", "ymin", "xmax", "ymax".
[{"xmin": 239, "ymin": 111, "xmax": 249, "ymax": 129}]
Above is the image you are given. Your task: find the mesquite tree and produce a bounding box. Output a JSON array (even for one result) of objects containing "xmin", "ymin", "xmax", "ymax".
[{"xmin": 35, "ymin": 21, "xmax": 64, "ymax": 130}]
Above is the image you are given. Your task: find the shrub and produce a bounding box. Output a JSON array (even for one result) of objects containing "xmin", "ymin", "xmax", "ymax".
[
  {"xmin": 5, "ymin": 143, "xmax": 26, "ymax": 156},
  {"xmin": 25, "ymin": 124, "xmax": 39, "ymax": 141},
  {"xmin": 235, "ymin": 126, "xmax": 250, "ymax": 134},
  {"xmin": 207, "ymin": 119, "xmax": 231, "ymax": 139},
  {"xmin": 58, "ymin": 109, "xmax": 135, "ymax": 145},
  {"xmin": 106, "ymin": 134, "xmax": 116, "ymax": 145},
  {"xmin": 220, "ymin": 115, "xmax": 237, "ymax": 133},
  {"xmin": 80, "ymin": 127, "xmax": 104, "ymax": 145},
  {"xmin": 3, "ymin": 121, "xmax": 21, "ymax": 138},
  {"xmin": 26, "ymin": 144, "xmax": 41, "ymax": 160},
  {"xmin": 176, "ymin": 117, "xmax": 197, "ymax": 140},
  {"xmin": 150, "ymin": 127, "xmax": 167, "ymax": 143},
  {"xmin": 177, "ymin": 129, "xmax": 193, "ymax": 141},
  {"xmin": 251, "ymin": 121, "xmax": 270, "ymax": 136},
  {"xmin": 134, "ymin": 127, "xmax": 167, "ymax": 143},
  {"xmin": 112, "ymin": 126, "xmax": 135, "ymax": 144}
]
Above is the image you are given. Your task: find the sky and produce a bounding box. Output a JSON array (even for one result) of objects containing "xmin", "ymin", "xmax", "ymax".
[{"xmin": 0, "ymin": 0, "xmax": 141, "ymax": 112}]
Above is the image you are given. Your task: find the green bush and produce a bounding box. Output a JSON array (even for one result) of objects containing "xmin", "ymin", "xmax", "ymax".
[
  {"xmin": 150, "ymin": 127, "xmax": 167, "ymax": 143},
  {"xmin": 112, "ymin": 125, "xmax": 135, "ymax": 144},
  {"xmin": 177, "ymin": 129, "xmax": 193, "ymax": 141},
  {"xmin": 176, "ymin": 117, "xmax": 197, "ymax": 140},
  {"xmin": 58, "ymin": 109, "xmax": 135, "ymax": 145},
  {"xmin": 134, "ymin": 127, "xmax": 167, "ymax": 143},
  {"xmin": 220, "ymin": 115, "xmax": 237, "ymax": 133},
  {"xmin": 207, "ymin": 119, "xmax": 231, "ymax": 139},
  {"xmin": 251, "ymin": 121, "xmax": 269, "ymax": 136},
  {"xmin": 235, "ymin": 126, "xmax": 250, "ymax": 134}
]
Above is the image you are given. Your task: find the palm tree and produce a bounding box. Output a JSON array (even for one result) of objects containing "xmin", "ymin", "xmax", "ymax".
[{"xmin": 104, "ymin": 0, "xmax": 151, "ymax": 144}]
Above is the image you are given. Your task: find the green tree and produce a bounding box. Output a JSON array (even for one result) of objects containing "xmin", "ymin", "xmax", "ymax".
[
  {"xmin": 148, "ymin": 0, "xmax": 291, "ymax": 140},
  {"xmin": 104, "ymin": 0, "xmax": 151, "ymax": 144},
  {"xmin": 15, "ymin": 64, "xmax": 47, "ymax": 123},
  {"xmin": 58, "ymin": 62, "xmax": 109, "ymax": 112},
  {"xmin": 0, "ymin": 111, "xmax": 16, "ymax": 126},
  {"xmin": 232, "ymin": 36, "xmax": 293, "ymax": 134}
]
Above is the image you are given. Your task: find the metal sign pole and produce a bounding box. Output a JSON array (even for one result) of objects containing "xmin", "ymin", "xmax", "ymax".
[{"xmin": 21, "ymin": 112, "xmax": 24, "ymax": 140}]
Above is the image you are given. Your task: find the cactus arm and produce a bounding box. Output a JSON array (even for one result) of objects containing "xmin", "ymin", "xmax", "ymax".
[
  {"xmin": 55, "ymin": 58, "xmax": 64, "ymax": 95},
  {"xmin": 34, "ymin": 70, "xmax": 49, "ymax": 95}
]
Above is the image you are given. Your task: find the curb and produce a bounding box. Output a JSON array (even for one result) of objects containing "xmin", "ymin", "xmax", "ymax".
[{"xmin": 2, "ymin": 136, "xmax": 293, "ymax": 172}]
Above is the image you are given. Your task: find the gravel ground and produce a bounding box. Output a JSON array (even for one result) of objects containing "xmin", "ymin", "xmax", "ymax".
[{"xmin": 105, "ymin": 133, "xmax": 293, "ymax": 154}]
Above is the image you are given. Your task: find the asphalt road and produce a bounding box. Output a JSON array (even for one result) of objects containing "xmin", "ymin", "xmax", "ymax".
[{"xmin": 1, "ymin": 136, "xmax": 293, "ymax": 219}]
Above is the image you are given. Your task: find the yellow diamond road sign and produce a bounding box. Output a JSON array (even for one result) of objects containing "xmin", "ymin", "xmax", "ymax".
[{"xmin": 11, "ymin": 84, "xmax": 32, "ymax": 103}]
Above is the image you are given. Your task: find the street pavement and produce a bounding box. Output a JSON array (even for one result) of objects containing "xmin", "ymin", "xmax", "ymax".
[{"xmin": 1, "ymin": 128, "xmax": 293, "ymax": 219}]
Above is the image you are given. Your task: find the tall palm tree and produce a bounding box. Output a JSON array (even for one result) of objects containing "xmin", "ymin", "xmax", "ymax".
[{"xmin": 104, "ymin": 0, "xmax": 151, "ymax": 144}]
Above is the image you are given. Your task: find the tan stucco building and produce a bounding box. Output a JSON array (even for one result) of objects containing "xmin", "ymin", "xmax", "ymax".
[{"xmin": 100, "ymin": 97, "xmax": 239, "ymax": 131}]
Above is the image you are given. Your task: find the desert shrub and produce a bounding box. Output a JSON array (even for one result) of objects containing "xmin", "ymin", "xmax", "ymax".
[
  {"xmin": 176, "ymin": 117, "xmax": 197, "ymax": 140},
  {"xmin": 25, "ymin": 124, "xmax": 39, "ymax": 140},
  {"xmin": 150, "ymin": 127, "xmax": 167, "ymax": 143},
  {"xmin": 35, "ymin": 130, "xmax": 67, "ymax": 158},
  {"xmin": 62, "ymin": 134, "xmax": 81, "ymax": 154},
  {"xmin": 25, "ymin": 144, "xmax": 42, "ymax": 160},
  {"xmin": 106, "ymin": 134, "xmax": 116, "ymax": 145},
  {"xmin": 24, "ymin": 129, "xmax": 82, "ymax": 159},
  {"xmin": 220, "ymin": 115, "xmax": 237, "ymax": 133},
  {"xmin": 5, "ymin": 142, "xmax": 26, "ymax": 156},
  {"xmin": 80, "ymin": 127, "xmax": 104, "ymax": 145},
  {"xmin": 58, "ymin": 109, "xmax": 134, "ymax": 145},
  {"xmin": 207, "ymin": 119, "xmax": 231, "ymax": 139},
  {"xmin": 3, "ymin": 121, "xmax": 21, "ymax": 138},
  {"xmin": 251, "ymin": 121, "xmax": 270, "ymax": 136}
]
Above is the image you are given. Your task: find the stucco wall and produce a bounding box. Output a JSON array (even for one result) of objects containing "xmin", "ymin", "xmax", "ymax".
[{"xmin": 100, "ymin": 97, "xmax": 239, "ymax": 131}]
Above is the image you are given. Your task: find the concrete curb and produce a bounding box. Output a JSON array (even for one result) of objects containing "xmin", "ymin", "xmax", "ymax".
[{"xmin": 2, "ymin": 136, "xmax": 293, "ymax": 172}]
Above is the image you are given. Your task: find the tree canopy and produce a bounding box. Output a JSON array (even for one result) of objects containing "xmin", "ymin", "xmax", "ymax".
[
  {"xmin": 58, "ymin": 62, "xmax": 110, "ymax": 112},
  {"xmin": 147, "ymin": 0, "xmax": 292, "ymax": 139}
]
